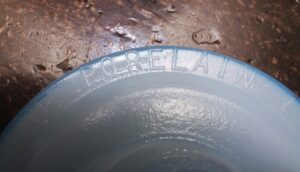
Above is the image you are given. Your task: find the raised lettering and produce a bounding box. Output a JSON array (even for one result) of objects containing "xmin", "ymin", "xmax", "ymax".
[
  {"xmin": 149, "ymin": 49, "xmax": 166, "ymax": 70},
  {"xmin": 236, "ymin": 65, "xmax": 256, "ymax": 88},
  {"xmin": 126, "ymin": 51, "xmax": 142, "ymax": 72},
  {"xmin": 193, "ymin": 52, "xmax": 208, "ymax": 73},
  {"xmin": 171, "ymin": 49, "xmax": 187, "ymax": 72},
  {"xmin": 81, "ymin": 63, "xmax": 105, "ymax": 88},
  {"xmin": 102, "ymin": 57, "xmax": 115, "ymax": 77},
  {"xmin": 218, "ymin": 57, "xmax": 229, "ymax": 78}
]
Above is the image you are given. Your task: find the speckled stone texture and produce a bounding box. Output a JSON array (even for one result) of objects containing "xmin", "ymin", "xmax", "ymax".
[{"xmin": 0, "ymin": 0, "xmax": 299, "ymax": 131}]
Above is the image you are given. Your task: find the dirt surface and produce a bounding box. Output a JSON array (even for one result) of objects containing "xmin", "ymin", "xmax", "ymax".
[{"xmin": 0, "ymin": 0, "xmax": 299, "ymax": 131}]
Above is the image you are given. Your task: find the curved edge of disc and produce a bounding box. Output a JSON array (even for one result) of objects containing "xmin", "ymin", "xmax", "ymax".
[{"xmin": 1, "ymin": 46, "xmax": 299, "ymax": 142}]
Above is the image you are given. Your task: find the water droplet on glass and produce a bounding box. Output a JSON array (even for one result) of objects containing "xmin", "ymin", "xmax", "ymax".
[
  {"xmin": 97, "ymin": 9, "xmax": 104, "ymax": 15},
  {"xmin": 127, "ymin": 17, "xmax": 138, "ymax": 25},
  {"xmin": 153, "ymin": 33, "xmax": 163, "ymax": 43},
  {"xmin": 247, "ymin": 57, "xmax": 256, "ymax": 64},
  {"xmin": 166, "ymin": 4, "xmax": 176, "ymax": 13},
  {"xmin": 56, "ymin": 58, "xmax": 73, "ymax": 72},
  {"xmin": 33, "ymin": 64, "xmax": 47, "ymax": 72},
  {"xmin": 110, "ymin": 25, "xmax": 137, "ymax": 42},
  {"xmin": 192, "ymin": 28, "xmax": 221, "ymax": 45},
  {"xmin": 151, "ymin": 25, "xmax": 161, "ymax": 32}
]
